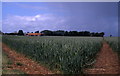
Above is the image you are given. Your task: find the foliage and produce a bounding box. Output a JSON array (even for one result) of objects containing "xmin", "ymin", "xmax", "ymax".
[
  {"xmin": 18, "ymin": 30, "xmax": 24, "ymax": 36},
  {"xmin": 3, "ymin": 29, "xmax": 104, "ymax": 37},
  {"xmin": 2, "ymin": 52, "xmax": 25, "ymax": 74},
  {"xmin": 105, "ymin": 37, "xmax": 120, "ymax": 54},
  {"xmin": 35, "ymin": 31, "xmax": 39, "ymax": 33},
  {"xmin": 16, "ymin": 62, "xmax": 23, "ymax": 66},
  {"xmin": 2, "ymin": 36, "xmax": 102, "ymax": 74},
  {"xmin": 41, "ymin": 30, "xmax": 104, "ymax": 37}
]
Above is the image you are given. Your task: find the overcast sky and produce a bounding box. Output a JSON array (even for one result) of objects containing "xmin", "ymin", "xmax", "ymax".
[{"xmin": 2, "ymin": 2, "xmax": 118, "ymax": 36}]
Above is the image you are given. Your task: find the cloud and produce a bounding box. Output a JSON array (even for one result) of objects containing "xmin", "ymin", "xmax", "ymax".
[
  {"xmin": 2, "ymin": 14, "xmax": 67, "ymax": 33},
  {"xmin": 2, "ymin": 2, "xmax": 118, "ymax": 36},
  {"xmin": 15, "ymin": 3, "xmax": 67, "ymax": 13},
  {"xmin": 2, "ymin": 14, "xmax": 118, "ymax": 36},
  {"xmin": 15, "ymin": 3, "xmax": 48, "ymax": 10}
]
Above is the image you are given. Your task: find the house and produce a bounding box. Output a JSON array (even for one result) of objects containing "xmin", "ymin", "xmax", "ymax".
[{"xmin": 26, "ymin": 33, "xmax": 44, "ymax": 36}]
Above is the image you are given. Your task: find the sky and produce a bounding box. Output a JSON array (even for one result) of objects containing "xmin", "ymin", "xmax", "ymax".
[{"xmin": 2, "ymin": 2, "xmax": 118, "ymax": 36}]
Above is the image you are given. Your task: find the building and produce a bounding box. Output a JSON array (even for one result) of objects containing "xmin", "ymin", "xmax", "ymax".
[{"xmin": 26, "ymin": 33, "xmax": 44, "ymax": 36}]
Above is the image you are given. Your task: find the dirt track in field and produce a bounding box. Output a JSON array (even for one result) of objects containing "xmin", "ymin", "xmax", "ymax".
[
  {"xmin": 2, "ymin": 41, "xmax": 120, "ymax": 75},
  {"xmin": 85, "ymin": 42, "xmax": 120, "ymax": 74},
  {"xmin": 2, "ymin": 43, "xmax": 53, "ymax": 75}
]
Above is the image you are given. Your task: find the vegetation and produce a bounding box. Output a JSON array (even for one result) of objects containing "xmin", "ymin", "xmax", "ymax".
[
  {"xmin": 18, "ymin": 30, "xmax": 24, "ymax": 36},
  {"xmin": 2, "ymin": 52, "xmax": 25, "ymax": 74},
  {"xmin": 105, "ymin": 37, "xmax": 120, "ymax": 55},
  {"xmin": 2, "ymin": 36, "xmax": 103, "ymax": 74},
  {"xmin": 16, "ymin": 62, "xmax": 23, "ymax": 66},
  {"xmin": 2, "ymin": 69, "xmax": 25, "ymax": 74},
  {"xmin": 41, "ymin": 30, "xmax": 104, "ymax": 37},
  {"xmin": 3, "ymin": 30, "xmax": 104, "ymax": 37}
]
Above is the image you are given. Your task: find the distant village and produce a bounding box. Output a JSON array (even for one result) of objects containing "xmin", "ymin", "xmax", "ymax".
[{"xmin": 0, "ymin": 30, "xmax": 105, "ymax": 37}]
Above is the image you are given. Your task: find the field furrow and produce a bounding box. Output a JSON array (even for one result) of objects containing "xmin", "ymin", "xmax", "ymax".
[{"xmin": 2, "ymin": 36, "xmax": 103, "ymax": 74}]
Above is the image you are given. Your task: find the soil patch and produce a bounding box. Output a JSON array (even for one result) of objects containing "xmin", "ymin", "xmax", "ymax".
[
  {"xmin": 2, "ymin": 43, "xmax": 53, "ymax": 75},
  {"xmin": 84, "ymin": 42, "xmax": 120, "ymax": 74}
]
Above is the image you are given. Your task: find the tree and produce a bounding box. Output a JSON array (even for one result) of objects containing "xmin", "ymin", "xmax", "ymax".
[
  {"xmin": 0, "ymin": 30, "xmax": 3, "ymax": 35},
  {"xmin": 64, "ymin": 31, "xmax": 69, "ymax": 36},
  {"xmin": 41, "ymin": 30, "xmax": 53, "ymax": 36},
  {"xmin": 78, "ymin": 31, "xmax": 84, "ymax": 36},
  {"xmin": 35, "ymin": 31, "xmax": 39, "ymax": 33},
  {"xmin": 83, "ymin": 31, "xmax": 90, "ymax": 36},
  {"xmin": 39, "ymin": 30, "xmax": 104, "ymax": 37},
  {"xmin": 53, "ymin": 30, "xmax": 65, "ymax": 36},
  {"xmin": 94, "ymin": 32, "xmax": 99, "ymax": 37},
  {"xmin": 90, "ymin": 32, "xmax": 95, "ymax": 36},
  {"xmin": 18, "ymin": 30, "xmax": 24, "ymax": 36},
  {"xmin": 69, "ymin": 31, "xmax": 78, "ymax": 36},
  {"xmin": 100, "ymin": 32, "xmax": 105, "ymax": 37},
  {"xmin": 110, "ymin": 35, "xmax": 112, "ymax": 37}
]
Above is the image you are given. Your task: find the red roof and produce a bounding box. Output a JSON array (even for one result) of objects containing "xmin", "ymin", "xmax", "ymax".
[{"xmin": 27, "ymin": 33, "xmax": 43, "ymax": 36}]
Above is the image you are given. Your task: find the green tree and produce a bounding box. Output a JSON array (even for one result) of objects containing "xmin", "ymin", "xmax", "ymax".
[
  {"xmin": 35, "ymin": 31, "xmax": 39, "ymax": 33},
  {"xmin": 18, "ymin": 30, "xmax": 24, "ymax": 36},
  {"xmin": 41, "ymin": 30, "xmax": 53, "ymax": 36},
  {"xmin": 100, "ymin": 32, "xmax": 105, "ymax": 37}
]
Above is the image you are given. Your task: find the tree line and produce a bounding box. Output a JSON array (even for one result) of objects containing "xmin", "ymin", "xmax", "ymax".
[
  {"xmin": 2, "ymin": 30, "xmax": 105, "ymax": 37},
  {"xmin": 41, "ymin": 30, "xmax": 104, "ymax": 37},
  {"xmin": 3, "ymin": 30, "xmax": 24, "ymax": 36}
]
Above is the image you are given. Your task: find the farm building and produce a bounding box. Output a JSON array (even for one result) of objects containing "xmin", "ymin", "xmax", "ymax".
[{"xmin": 26, "ymin": 33, "xmax": 44, "ymax": 36}]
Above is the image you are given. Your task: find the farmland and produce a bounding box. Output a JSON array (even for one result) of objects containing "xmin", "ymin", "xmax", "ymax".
[
  {"xmin": 105, "ymin": 37, "xmax": 120, "ymax": 56},
  {"xmin": 2, "ymin": 52, "xmax": 25, "ymax": 74},
  {"xmin": 2, "ymin": 36, "xmax": 103, "ymax": 74},
  {"xmin": 104, "ymin": 37, "xmax": 119, "ymax": 74}
]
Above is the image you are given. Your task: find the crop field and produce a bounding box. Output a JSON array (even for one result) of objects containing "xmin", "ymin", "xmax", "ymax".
[
  {"xmin": 105, "ymin": 37, "xmax": 120, "ymax": 55},
  {"xmin": 2, "ymin": 52, "xmax": 25, "ymax": 74},
  {"xmin": 2, "ymin": 35, "xmax": 103, "ymax": 74}
]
